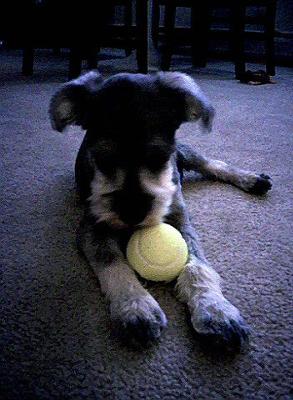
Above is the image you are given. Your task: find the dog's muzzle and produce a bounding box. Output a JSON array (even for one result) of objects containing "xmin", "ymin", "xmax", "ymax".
[{"xmin": 111, "ymin": 190, "xmax": 154, "ymax": 226}]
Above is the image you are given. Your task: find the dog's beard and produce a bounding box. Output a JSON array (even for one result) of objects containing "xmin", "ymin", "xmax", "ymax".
[
  {"xmin": 138, "ymin": 161, "xmax": 176, "ymax": 227},
  {"xmin": 89, "ymin": 162, "xmax": 176, "ymax": 228}
]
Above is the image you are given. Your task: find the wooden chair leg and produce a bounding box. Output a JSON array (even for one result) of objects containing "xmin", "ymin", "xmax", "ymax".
[
  {"xmin": 232, "ymin": 1, "xmax": 246, "ymax": 79},
  {"xmin": 160, "ymin": 1, "xmax": 176, "ymax": 71},
  {"xmin": 265, "ymin": 0, "xmax": 277, "ymax": 76},
  {"xmin": 52, "ymin": 48, "xmax": 61, "ymax": 56},
  {"xmin": 136, "ymin": 0, "xmax": 148, "ymax": 74},
  {"xmin": 22, "ymin": 47, "xmax": 34, "ymax": 76},
  {"xmin": 124, "ymin": 0, "xmax": 133, "ymax": 57},
  {"xmin": 152, "ymin": 0, "xmax": 160, "ymax": 49},
  {"xmin": 191, "ymin": 2, "xmax": 210, "ymax": 68},
  {"xmin": 69, "ymin": 47, "xmax": 82, "ymax": 79},
  {"xmin": 87, "ymin": 46, "xmax": 98, "ymax": 70}
]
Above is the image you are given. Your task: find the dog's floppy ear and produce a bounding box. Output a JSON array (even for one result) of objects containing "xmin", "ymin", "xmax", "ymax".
[
  {"xmin": 49, "ymin": 71, "xmax": 103, "ymax": 132},
  {"xmin": 157, "ymin": 72, "xmax": 215, "ymax": 132}
]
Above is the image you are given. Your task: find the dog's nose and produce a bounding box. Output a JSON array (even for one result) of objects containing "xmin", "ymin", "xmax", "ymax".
[
  {"xmin": 119, "ymin": 210, "xmax": 147, "ymax": 226},
  {"xmin": 112, "ymin": 191, "xmax": 154, "ymax": 227}
]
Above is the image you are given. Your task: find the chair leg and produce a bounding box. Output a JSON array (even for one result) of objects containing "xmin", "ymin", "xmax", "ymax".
[
  {"xmin": 136, "ymin": 0, "xmax": 148, "ymax": 73},
  {"xmin": 124, "ymin": 0, "xmax": 133, "ymax": 57},
  {"xmin": 191, "ymin": 2, "xmax": 210, "ymax": 68},
  {"xmin": 87, "ymin": 47, "xmax": 98, "ymax": 70},
  {"xmin": 52, "ymin": 48, "xmax": 61, "ymax": 56},
  {"xmin": 160, "ymin": 1, "xmax": 176, "ymax": 71},
  {"xmin": 265, "ymin": 0, "xmax": 277, "ymax": 76},
  {"xmin": 69, "ymin": 47, "xmax": 82, "ymax": 79},
  {"xmin": 232, "ymin": 1, "xmax": 246, "ymax": 79},
  {"xmin": 152, "ymin": 0, "xmax": 160, "ymax": 49},
  {"xmin": 22, "ymin": 47, "xmax": 34, "ymax": 76}
]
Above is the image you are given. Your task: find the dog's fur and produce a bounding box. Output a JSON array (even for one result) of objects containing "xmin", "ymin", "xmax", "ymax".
[{"xmin": 50, "ymin": 71, "xmax": 272, "ymax": 350}]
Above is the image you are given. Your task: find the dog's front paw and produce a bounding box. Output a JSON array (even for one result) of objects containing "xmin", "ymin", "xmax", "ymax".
[
  {"xmin": 243, "ymin": 173, "xmax": 272, "ymax": 195},
  {"xmin": 190, "ymin": 293, "xmax": 250, "ymax": 352},
  {"xmin": 111, "ymin": 295, "xmax": 167, "ymax": 347}
]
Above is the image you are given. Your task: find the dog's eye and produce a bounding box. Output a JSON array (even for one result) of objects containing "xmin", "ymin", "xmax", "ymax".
[
  {"xmin": 94, "ymin": 152, "xmax": 119, "ymax": 176},
  {"xmin": 144, "ymin": 150, "xmax": 170, "ymax": 172}
]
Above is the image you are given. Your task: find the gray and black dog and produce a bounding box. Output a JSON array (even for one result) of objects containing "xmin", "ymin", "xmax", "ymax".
[{"xmin": 50, "ymin": 71, "xmax": 271, "ymax": 350}]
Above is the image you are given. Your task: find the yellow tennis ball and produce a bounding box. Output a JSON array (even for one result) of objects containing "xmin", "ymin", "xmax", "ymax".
[{"xmin": 126, "ymin": 223, "xmax": 188, "ymax": 282}]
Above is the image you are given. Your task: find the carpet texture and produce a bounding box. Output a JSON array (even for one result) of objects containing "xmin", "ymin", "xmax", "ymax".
[{"xmin": 1, "ymin": 50, "xmax": 293, "ymax": 400}]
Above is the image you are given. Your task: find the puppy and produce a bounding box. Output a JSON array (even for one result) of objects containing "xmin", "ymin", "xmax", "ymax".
[{"xmin": 50, "ymin": 71, "xmax": 271, "ymax": 349}]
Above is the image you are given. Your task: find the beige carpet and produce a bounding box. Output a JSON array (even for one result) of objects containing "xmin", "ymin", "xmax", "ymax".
[{"xmin": 1, "ymin": 49, "xmax": 293, "ymax": 399}]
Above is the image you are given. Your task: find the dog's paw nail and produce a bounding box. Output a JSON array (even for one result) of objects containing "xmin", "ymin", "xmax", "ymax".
[{"xmin": 260, "ymin": 173, "xmax": 271, "ymax": 180}]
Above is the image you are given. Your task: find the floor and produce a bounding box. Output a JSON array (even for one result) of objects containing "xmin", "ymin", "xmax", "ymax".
[{"xmin": 1, "ymin": 48, "xmax": 293, "ymax": 399}]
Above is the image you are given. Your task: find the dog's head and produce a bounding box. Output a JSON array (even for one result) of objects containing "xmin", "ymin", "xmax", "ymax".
[{"xmin": 50, "ymin": 71, "xmax": 214, "ymax": 228}]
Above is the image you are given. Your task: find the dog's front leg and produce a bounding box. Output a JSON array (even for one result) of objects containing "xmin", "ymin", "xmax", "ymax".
[
  {"xmin": 77, "ymin": 215, "xmax": 167, "ymax": 346},
  {"xmin": 167, "ymin": 195, "xmax": 250, "ymax": 351},
  {"xmin": 177, "ymin": 253, "xmax": 249, "ymax": 351}
]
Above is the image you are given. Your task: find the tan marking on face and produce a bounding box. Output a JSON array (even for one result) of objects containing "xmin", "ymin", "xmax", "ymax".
[
  {"xmin": 139, "ymin": 161, "xmax": 176, "ymax": 227},
  {"xmin": 89, "ymin": 169, "xmax": 127, "ymax": 227}
]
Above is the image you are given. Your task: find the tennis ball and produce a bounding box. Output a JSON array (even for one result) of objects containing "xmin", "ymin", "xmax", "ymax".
[{"xmin": 126, "ymin": 223, "xmax": 188, "ymax": 282}]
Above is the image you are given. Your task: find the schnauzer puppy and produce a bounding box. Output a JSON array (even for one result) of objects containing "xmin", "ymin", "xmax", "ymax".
[{"xmin": 50, "ymin": 71, "xmax": 271, "ymax": 350}]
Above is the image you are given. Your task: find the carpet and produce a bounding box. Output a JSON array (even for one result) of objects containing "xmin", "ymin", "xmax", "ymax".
[{"xmin": 1, "ymin": 50, "xmax": 293, "ymax": 399}]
